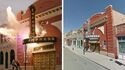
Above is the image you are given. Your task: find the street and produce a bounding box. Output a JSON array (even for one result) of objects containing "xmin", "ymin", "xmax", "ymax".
[{"xmin": 64, "ymin": 47, "xmax": 108, "ymax": 70}]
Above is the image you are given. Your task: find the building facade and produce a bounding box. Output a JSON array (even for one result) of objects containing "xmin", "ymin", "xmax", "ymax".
[
  {"xmin": 64, "ymin": 28, "xmax": 83, "ymax": 49},
  {"xmin": 0, "ymin": 33, "xmax": 17, "ymax": 70},
  {"xmin": 0, "ymin": 0, "xmax": 62, "ymax": 70},
  {"xmin": 0, "ymin": 0, "xmax": 61, "ymax": 70},
  {"xmin": 16, "ymin": 0, "xmax": 61, "ymax": 70},
  {"xmin": 83, "ymin": 5, "xmax": 125, "ymax": 60}
]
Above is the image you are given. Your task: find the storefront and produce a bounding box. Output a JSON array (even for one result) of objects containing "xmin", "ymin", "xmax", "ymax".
[
  {"xmin": 115, "ymin": 24, "xmax": 125, "ymax": 60},
  {"xmin": 64, "ymin": 28, "xmax": 83, "ymax": 49},
  {"xmin": 118, "ymin": 37, "xmax": 125, "ymax": 60},
  {"xmin": 85, "ymin": 35, "xmax": 100, "ymax": 52}
]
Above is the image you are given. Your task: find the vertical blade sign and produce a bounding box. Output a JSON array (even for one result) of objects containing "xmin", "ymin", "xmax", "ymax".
[{"xmin": 29, "ymin": 5, "xmax": 36, "ymax": 38}]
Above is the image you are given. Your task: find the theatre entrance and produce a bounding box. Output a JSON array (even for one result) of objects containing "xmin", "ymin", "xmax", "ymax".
[
  {"xmin": 33, "ymin": 44, "xmax": 56, "ymax": 70},
  {"xmin": 90, "ymin": 43, "xmax": 100, "ymax": 53}
]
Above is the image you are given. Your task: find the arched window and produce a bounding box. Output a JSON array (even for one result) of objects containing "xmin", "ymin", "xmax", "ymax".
[
  {"xmin": 10, "ymin": 50, "xmax": 15, "ymax": 64},
  {"xmin": 0, "ymin": 51, "xmax": 3, "ymax": 64},
  {"xmin": 5, "ymin": 52, "xmax": 8, "ymax": 68}
]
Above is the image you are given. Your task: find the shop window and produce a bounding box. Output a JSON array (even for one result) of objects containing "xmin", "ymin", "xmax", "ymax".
[
  {"xmin": 81, "ymin": 40, "xmax": 83, "ymax": 47},
  {"xmin": 102, "ymin": 41, "xmax": 106, "ymax": 49},
  {"xmin": 0, "ymin": 51, "xmax": 3, "ymax": 64},
  {"xmin": 10, "ymin": 50, "xmax": 15, "ymax": 64},
  {"xmin": 118, "ymin": 37, "xmax": 122, "ymax": 40},
  {"xmin": 118, "ymin": 36, "xmax": 125, "ymax": 40},
  {"xmin": 73, "ymin": 41, "xmax": 76, "ymax": 45},
  {"xmin": 77, "ymin": 41, "xmax": 79, "ymax": 46},
  {"xmin": 122, "ymin": 36, "xmax": 125, "ymax": 40},
  {"xmin": 119, "ymin": 42, "xmax": 125, "ymax": 54},
  {"xmin": 104, "ymin": 41, "xmax": 106, "ymax": 45}
]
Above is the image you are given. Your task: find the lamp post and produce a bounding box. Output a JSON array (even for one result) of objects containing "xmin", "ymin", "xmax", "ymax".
[{"xmin": 24, "ymin": 44, "xmax": 27, "ymax": 70}]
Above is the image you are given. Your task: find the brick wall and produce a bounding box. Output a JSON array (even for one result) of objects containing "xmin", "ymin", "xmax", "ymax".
[{"xmin": 16, "ymin": 0, "xmax": 61, "ymax": 20}]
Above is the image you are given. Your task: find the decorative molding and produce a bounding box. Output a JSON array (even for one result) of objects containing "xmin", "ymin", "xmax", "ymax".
[
  {"xmin": 90, "ymin": 16, "xmax": 108, "ymax": 28},
  {"xmin": 20, "ymin": 6, "xmax": 62, "ymax": 24}
]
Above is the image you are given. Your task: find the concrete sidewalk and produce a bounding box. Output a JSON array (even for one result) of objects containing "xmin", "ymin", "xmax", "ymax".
[{"xmin": 65, "ymin": 46, "xmax": 125, "ymax": 70}]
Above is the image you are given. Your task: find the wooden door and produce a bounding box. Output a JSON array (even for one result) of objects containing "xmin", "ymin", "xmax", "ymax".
[{"xmin": 33, "ymin": 51, "xmax": 56, "ymax": 70}]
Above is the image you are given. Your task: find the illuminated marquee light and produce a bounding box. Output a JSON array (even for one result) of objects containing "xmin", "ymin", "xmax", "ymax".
[
  {"xmin": 85, "ymin": 35, "xmax": 100, "ymax": 41},
  {"xmin": 23, "ymin": 37, "xmax": 56, "ymax": 44}
]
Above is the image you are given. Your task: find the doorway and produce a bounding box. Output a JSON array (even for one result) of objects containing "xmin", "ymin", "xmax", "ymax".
[
  {"xmin": 33, "ymin": 51, "xmax": 56, "ymax": 70},
  {"xmin": 90, "ymin": 43, "xmax": 100, "ymax": 53}
]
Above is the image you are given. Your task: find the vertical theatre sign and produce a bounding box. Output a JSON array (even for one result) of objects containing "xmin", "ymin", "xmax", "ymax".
[
  {"xmin": 29, "ymin": 5, "xmax": 36, "ymax": 38},
  {"xmin": 23, "ymin": 5, "xmax": 57, "ymax": 44}
]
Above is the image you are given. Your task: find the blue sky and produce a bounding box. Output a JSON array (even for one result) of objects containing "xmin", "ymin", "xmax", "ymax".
[{"xmin": 64, "ymin": 0, "xmax": 125, "ymax": 33}]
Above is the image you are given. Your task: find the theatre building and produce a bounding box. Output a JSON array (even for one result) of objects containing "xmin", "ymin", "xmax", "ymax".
[
  {"xmin": 16, "ymin": 0, "xmax": 62, "ymax": 70},
  {"xmin": 83, "ymin": 5, "xmax": 125, "ymax": 60},
  {"xmin": 0, "ymin": 0, "xmax": 61, "ymax": 70}
]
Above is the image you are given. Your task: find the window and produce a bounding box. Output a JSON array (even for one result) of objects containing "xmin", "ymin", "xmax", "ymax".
[
  {"xmin": 102, "ymin": 41, "xmax": 106, "ymax": 49},
  {"xmin": 118, "ymin": 37, "xmax": 122, "ymax": 40},
  {"xmin": 73, "ymin": 41, "xmax": 76, "ymax": 45},
  {"xmin": 77, "ymin": 40, "xmax": 79, "ymax": 47},
  {"xmin": 104, "ymin": 41, "xmax": 106, "ymax": 45},
  {"xmin": 10, "ymin": 50, "xmax": 15, "ymax": 64},
  {"xmin": 118, "ymin": 36, "xmax": 125, "ymax": 40},
  {"xmin": 0, "ymin": 51, "xmax": 3, "ymax": 64},
  {"xmin": 5, "ymin": 52, "xmax": 8, "ymax": 68},
  {"xmin": 122, "ymin": 36, "xmax": 125, "ymax": 40},
  {"xmin": 81, "ymin": 40, "xmax": 83, "ymax": 47}
]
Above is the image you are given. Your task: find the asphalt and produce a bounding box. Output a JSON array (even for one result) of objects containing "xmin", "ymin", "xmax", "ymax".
[{"xmin": 64, "ymin": 48, "xmax": 108, "ymax": 70}]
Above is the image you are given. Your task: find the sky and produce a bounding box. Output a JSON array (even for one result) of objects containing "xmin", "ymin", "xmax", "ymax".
[
  {"xmin": 0, "ymin": 0, "xmax": 36, "ymax": 24},
  {"xmin": 64, "ymin": 0, "xmax": 125, "ymax": 33}
]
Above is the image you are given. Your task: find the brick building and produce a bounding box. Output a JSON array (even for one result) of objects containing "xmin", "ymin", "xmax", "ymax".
[
  {"xmin": 0, "ymin": 25, "xmax": 17, "ymax": 70},
  {"xmin": 16, "ymin": 0, "xmax": 62, "ymax": 70},
  {"xmin": 83, "ymin": 5, "xmax": 125, "ymax": 59}
]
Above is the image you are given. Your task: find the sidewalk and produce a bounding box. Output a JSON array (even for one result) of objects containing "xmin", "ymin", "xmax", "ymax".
[{"xmin": 65, "ymin": 46, "xmax": 125, "ymax": 70}]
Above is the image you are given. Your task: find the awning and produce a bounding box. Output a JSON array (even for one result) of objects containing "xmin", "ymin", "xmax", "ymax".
[{"xmin": 116, "ymin": 32, "xmax": 125, "ymax": 37}]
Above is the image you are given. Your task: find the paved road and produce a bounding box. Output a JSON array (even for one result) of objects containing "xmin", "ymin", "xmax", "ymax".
[{"xmin": 64, "ymin": 47, "xmax": 108, "ymax": 70}]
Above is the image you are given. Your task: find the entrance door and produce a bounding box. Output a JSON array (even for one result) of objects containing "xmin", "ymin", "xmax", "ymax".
[
  {"xmin": 33, "ymin": 51, "xmax": 56, "ymax": 70},
  {"xmin": 90, "ymin": 43, "xmax": 100, "ymax": 53},
  {"xmin": 119, "ymin": 42, "xmax": 125, "ymax": 60}
]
